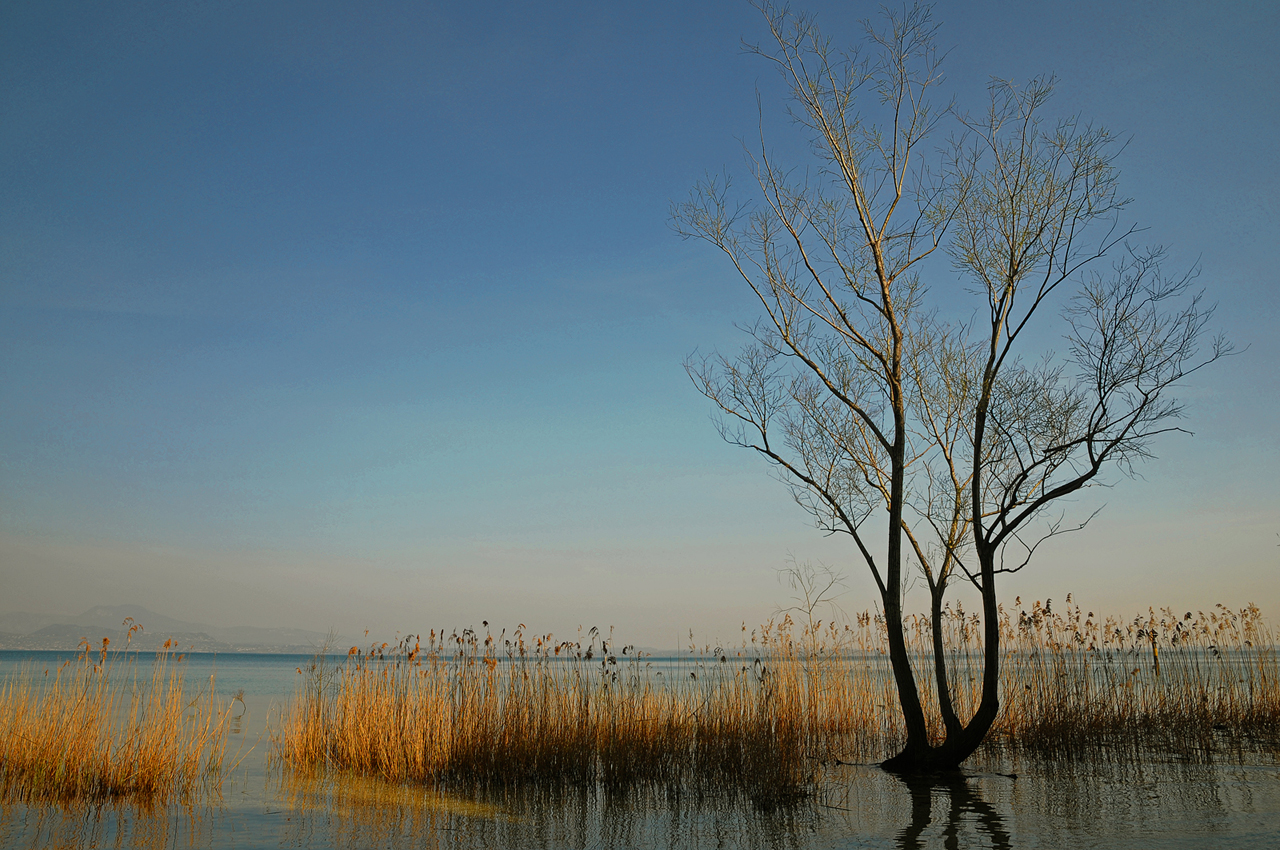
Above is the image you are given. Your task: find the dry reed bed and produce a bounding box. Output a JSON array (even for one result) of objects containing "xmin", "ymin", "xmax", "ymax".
[
  {"xmin": 274, "ymin": 602, "xmax": 1279, "ymax": 798},
  {"xmin": 275, "ymin": 626, "xmax": 807, "ymax": 801},
  {"xmin": 991, "ymin": 599, "xmax": 1279, "ymax": 756},
  {"xmin": 0, "ymin": 630, "xmax": 232, "ymax": 805}
]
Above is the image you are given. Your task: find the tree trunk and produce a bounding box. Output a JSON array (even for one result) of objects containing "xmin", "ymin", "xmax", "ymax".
[
  {"xmin": 881, "ymin": 553, "xmax": 1001, "ymax": 773},
  {"xmin": 881, "ymin": 375, "xmax": 936, "ymax": 768},
  {"xmin": 882, "ymin": 591, "xmax": 932, "ymax": 767},
  {"xmin": 930, "ymin": 584, "xmax": 964, "ymax": 740}
]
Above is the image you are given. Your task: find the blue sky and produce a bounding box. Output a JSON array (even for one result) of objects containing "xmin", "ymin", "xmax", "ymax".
[{"xmin": 2, "ymin": 0, "xmax": 1276, "ymax": 646}]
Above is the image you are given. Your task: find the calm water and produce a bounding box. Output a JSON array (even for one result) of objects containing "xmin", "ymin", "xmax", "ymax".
[{"xmin": 2, "ymin": 650, "xmax": 1278, "ymax": 849}]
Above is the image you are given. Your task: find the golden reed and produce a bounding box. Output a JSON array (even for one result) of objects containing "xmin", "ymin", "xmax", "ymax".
[
  {"xmin": 275, "ymin": 601, "xmax": 1279, "ymax": 800},
  {"xmin": 0, "ymin": 623, "xmax": 231, "ymax": 806},
  {"xmin": 274, "ymin": 625, "xmax": 807, "ymax": 803}
]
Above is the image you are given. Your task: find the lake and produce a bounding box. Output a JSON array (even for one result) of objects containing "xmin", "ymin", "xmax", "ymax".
[{"xmin": 2, "ymin": 650, "xmax": 1278, "ymax": 848}]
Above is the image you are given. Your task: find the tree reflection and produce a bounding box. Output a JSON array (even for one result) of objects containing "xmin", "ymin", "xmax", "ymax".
[{"xmin": 895, "ymin": 772, "xmax": 1011, "ymax": 850}]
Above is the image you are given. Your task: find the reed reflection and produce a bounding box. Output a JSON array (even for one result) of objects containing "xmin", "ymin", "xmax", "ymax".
[
  {"xmin": 894, "ymin": 772, "xmax": 1010, "ymax": 850},
  {"xmin": 0, "ymin": 799, "xmax": 219, "ymax": 850},
  {"xmin": 272, "ymin": 769, "xmax": 820, "ymax": 850}
]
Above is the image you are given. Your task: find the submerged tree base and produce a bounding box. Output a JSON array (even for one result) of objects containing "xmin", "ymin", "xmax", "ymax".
[{"xmin": 881, "ymin": 747, "xmax": 967, "ymax": 775}]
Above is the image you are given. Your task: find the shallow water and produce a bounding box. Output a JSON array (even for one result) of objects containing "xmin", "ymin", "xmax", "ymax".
[{"xmin": 2, "ymin": 651, "xmax": 1278, "ymax": 848}]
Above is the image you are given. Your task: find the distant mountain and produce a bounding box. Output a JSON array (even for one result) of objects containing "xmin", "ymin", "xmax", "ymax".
[
  {"xmin": 74, "ymin": 604, "xmax": 215, "ymax": 636},
  {"xmin": 0, "ymin": 604, "xmax": 350, "ymax": 653}
]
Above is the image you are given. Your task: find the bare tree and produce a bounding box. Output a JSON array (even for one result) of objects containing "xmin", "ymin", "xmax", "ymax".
[{"xmin": 673, "ymin": 2, "xmax": 1228, "ymax": 772}]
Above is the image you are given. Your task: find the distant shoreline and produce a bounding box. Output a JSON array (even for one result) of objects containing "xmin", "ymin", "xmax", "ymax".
[{"xmin": 0, "ymin": 640, "xmax": 336, "ymax": 655}]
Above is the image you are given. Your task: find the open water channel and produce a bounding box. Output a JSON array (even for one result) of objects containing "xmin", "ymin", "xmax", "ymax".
[{"xmin": 2, "ymin": 650, "xmax": 1278, "ymax": 849}]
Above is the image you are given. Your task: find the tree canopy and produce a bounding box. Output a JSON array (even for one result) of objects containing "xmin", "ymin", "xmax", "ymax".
[{"xmin": 674, "ymin": 2, "xmax": 1228, "ymax": 771}]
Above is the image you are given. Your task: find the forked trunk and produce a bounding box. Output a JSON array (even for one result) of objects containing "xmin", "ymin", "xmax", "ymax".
[{"xmin": 880, "ymin": 555, "xmax": 1001, "ymax": 773}]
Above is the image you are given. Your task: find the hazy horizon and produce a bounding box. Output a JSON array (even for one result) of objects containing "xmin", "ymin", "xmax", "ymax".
[{"xmin": 2, "ymin": 1, "xmax": 1276, "ymax": 649}]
